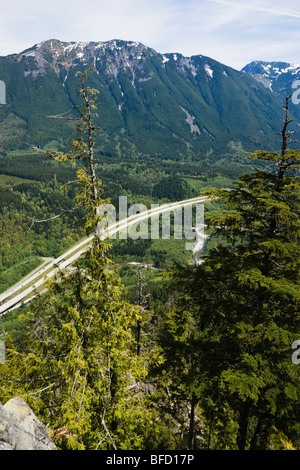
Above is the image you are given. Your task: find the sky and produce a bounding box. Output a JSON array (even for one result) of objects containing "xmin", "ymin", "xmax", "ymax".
[{"xmin": 1, "ymin": 0, "xmax": 300, "ymax": 70}]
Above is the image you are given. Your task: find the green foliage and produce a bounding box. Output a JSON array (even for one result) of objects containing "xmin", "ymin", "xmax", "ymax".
[
  {"xmin": 160, "ymin": 97, "xmax": 300, "ymax": 449},
  {"xmin": 0, "ymin": 257, "xmax": 42, "ymax": 293},
  {"xmin": 0, "ymin": 178, "xmax": 84, "ymax": 291},
  {"xmin": 152, "ymin": 175, "xmax": 192, "ymax": 200},
  {"xmin": 0, "ymin": 70, "xmax": 168, "ymax": 450},
  {"xmin": 1, "ymin": 66, "xmax": 299, "ymax": 451},
  {"xmin": 0, "ymin": 141, "xmax": 238, "ymax": 292}
]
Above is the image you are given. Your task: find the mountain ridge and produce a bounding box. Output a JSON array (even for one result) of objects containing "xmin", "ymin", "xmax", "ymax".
[
  {"xmin": 0, "ymin": 39, "xmax": 296, "ymax": 160},
  {"xmin": 242, "ymin": 60, "xmax": 300, "ymax": 117}
]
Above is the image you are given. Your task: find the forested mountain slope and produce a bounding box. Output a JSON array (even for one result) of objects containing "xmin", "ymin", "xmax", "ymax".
[{"xmin": 0, "ymin": 39, "xmax": 294, "ymax": 160}]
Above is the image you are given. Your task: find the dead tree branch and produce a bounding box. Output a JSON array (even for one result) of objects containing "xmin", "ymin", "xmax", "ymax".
[{"xmin": 28, "ymin": 203, "xmax": 86, "ymax": 231}]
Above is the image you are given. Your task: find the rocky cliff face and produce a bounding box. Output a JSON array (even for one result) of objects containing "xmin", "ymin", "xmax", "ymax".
[
  {"xmin": 0, "ymin": 397, "xmax": 56, "ymax": 450},
  {"xmin": 20, "ymin": 38, "xmax": 156, "ymax": 80}
]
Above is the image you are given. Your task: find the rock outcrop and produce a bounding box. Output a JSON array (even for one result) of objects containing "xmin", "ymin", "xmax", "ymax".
[{"xmin": 0, "ymin": 397, "xmax": 57, "ymax": 450}]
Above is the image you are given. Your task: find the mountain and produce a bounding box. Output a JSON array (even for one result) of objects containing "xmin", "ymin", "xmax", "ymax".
[
  {"xmin": 0, "ymin": 39, "xmax": 294, "ymax": 160},
  {"xmin": 242, "ymin": 60, "xmax": 300, "ymax": 121}
]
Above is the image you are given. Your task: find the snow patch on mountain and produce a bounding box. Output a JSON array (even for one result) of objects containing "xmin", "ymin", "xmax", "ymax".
[
  {"xmin": 204, "ymin": 64, "xmax": 213, "ymax": 78},
  {"xmin": 242, "ymin": 59, "xmax": 300, "ymax": 105}
]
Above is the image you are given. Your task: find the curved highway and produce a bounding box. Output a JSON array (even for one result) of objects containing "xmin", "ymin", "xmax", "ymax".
[{"xmin": 0, "ymin": 195, "xmax": 208, "ymax": 315}]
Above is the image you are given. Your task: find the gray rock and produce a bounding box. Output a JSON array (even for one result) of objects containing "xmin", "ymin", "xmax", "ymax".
[{"xmin": 0, "ymin": 397, "xmax": 57, "ymax": 450}]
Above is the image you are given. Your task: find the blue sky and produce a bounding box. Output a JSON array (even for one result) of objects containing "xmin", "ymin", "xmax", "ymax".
[{"xmin": 1, "ymin": 0, "xmax": 300, "ymax": 69}]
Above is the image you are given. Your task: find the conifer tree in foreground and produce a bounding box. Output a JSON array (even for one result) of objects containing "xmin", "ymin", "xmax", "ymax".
[
  {"xmin": 164, "ymin": 95, "xmax": 300, "ymax": 449},
  {"xmin": 0, "ymin": 70, "xmax": 163, "ymax": 450}
]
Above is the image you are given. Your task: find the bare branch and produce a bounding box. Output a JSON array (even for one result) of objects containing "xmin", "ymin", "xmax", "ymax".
[
  {"xmin": 26, "ymin": 144, "xmax": 44, "ymax": 153},
  {"xmin": 19, "ymin": 382, "xmax": 56, "ymax": 398},
  {"xmin": 28, "ymin": 203, "xmax": 86, "ymax": 231},
  {"xmin": 61, "ymin": 179, "xmax": 79, "ymax": 187},
  {"xmin": 46, "ymin": 107, "xmax": 80, "ymax": 121}
]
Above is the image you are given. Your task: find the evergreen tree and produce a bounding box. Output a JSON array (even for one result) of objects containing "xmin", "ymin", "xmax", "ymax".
[
  {"xmin": 0, "ymin": 70, "xmax": 162, "ymax": 450},
  {"xmin": 164, "ymin": 95, "xmax": 300, "ymax": 449}
]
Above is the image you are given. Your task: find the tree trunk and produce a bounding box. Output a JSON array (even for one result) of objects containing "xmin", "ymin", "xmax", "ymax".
[
  {"xmin": 250, "ymin": 416, "xmax": 262, "ymax": 450},
  {"xmin": 188, "ymin": 393, "xmax": 196, "ymax": 450},
  {"xmin": 237, "ymin": 400, "xmax": 251, "ymax": 450}
]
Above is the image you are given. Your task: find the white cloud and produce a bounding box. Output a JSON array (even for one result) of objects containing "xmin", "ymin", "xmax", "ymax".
[
  {"xmin": 208, "ymin": 0, "xmax": 300, "ymax": 19},
  {"xmin": 0, "ymin": 0, "xmax": 300, "ymax": 69}
]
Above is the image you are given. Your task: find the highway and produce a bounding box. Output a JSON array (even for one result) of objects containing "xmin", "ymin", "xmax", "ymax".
[{"xmin": 0, "ymin": 195, "xmax": 208, "ymax": 315}]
